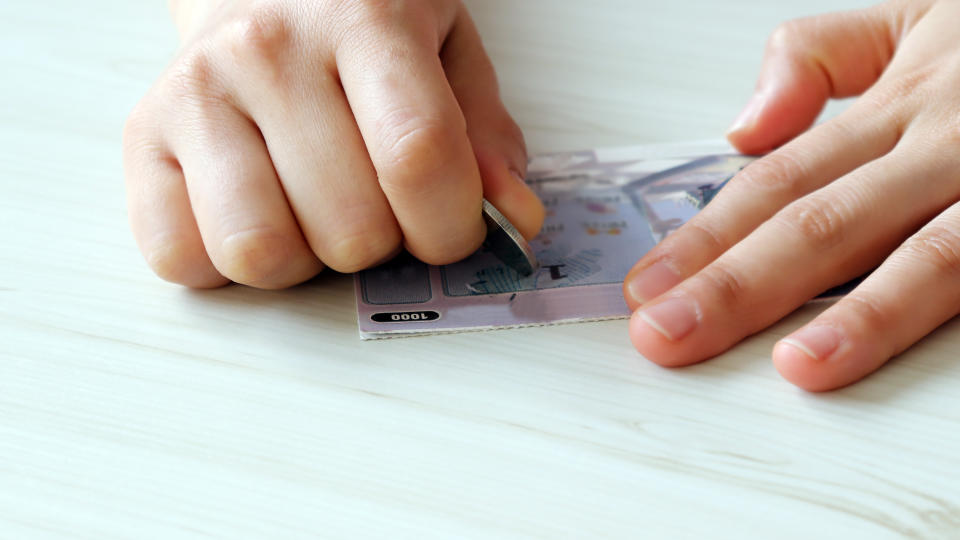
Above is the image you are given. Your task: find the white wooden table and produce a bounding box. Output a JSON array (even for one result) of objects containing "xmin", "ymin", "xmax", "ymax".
[{"xmin": 3, "ymin": 1, "xmax": 959, "ymax": 537}]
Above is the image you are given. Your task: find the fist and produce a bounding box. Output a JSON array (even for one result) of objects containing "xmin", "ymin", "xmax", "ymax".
[{"xmin": 123, "ymin": 0, "xmax": 545, "ymax": 288}]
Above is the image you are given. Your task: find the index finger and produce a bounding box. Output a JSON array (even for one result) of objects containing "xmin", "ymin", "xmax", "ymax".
[
  {"xmin": 335, "ymin": 3, "xmax": 485, "ymax": 265},
  {"xmin": 623, "ymin": 96, "xmax": 904, "ymax": 310},
  {"xmin": 629, "ymin": 142, "xmax": 957, "ymax": 367}
]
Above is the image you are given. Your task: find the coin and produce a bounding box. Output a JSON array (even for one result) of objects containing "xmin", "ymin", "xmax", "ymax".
[{"xmin": 481, "ymin": 199, "xmax": 539, "ymax": 276}]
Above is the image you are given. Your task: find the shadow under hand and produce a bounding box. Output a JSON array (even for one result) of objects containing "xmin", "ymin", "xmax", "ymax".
[
  {"xmin": 660, "ymin": 299, "xmax": 960, "ymax": 405},
  {"xmin": 823, "ymin": 315, "xmax": 960, "ymax": 406},
  {"xmin": 178, "ymin": 272, "xmax": 359, "ymax": 345}
]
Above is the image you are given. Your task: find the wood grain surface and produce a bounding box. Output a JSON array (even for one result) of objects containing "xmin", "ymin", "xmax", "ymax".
[{"xmin": 2, "ymin": 0, "xmax": 958, "ymax": 538}]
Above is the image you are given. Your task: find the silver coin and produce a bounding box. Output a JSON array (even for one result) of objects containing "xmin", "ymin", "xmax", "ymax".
[{"xmin": 481, "ymin": 199, "xmax": 539, "ymax": 276}]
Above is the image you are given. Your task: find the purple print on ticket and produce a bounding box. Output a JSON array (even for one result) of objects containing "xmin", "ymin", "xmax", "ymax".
[{"xmin": 354, "ymin": 142, "xmax": 754, "ymax": 339}]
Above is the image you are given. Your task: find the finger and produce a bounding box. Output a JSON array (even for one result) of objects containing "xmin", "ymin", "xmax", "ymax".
[
  {"xmin": 167, "ymin": 98, "xmax": 323, "ymax": 289},
  {"xmin": 773, "ymin": 118, "xmax": 960, "ymax": 391},
  {"xmin": 335, "ymin": 3, "xmax": 487, "ymax": 265},
  {"xmin": 726, "ymin": 5, "xmax": 901, "ymax": 155},
  {"xmin": 629, "ymin": 138, "xmax": 960, "ymax": 368},
  {"xmin": 624, "ymin": 94, "xmax": 907, "ymax": 310},
  {"xmin": 123, "ymin": 105, "xmax": 227, "ymax": 288},
  {"xmin": 441, "ymin": 6, "xmax": 545, "ymax": 241},
  {"xmin": 221, "ymin": 13, "xmax": 403, "ymax": 273},
  {"xmin": 774, "ymin": 202, "xmax": 960, "ymax": 392}
]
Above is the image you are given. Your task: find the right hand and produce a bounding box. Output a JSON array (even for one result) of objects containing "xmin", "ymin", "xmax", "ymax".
[{"xmin": 123, "ymin": 0, "xmax": 545, "ymax": 289}]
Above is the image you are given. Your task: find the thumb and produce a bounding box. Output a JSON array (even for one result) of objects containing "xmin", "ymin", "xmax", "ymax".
[
  {"xmin": 727, "ymin": 6, "xmax": 902, "ymax": 155},
  {"xmin": 442, "ymin": 7, "xmax": 545, "ymax": 241}
]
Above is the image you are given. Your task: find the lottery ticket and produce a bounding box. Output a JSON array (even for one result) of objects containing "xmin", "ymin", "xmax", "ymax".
[{"xmin": 354, "ymin": 142, "xmax": 753, "ymax": 339}]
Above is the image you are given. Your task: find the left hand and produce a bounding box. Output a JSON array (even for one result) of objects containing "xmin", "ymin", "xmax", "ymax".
[{"xmin": 623, "ymin": 0, "xmax": 960, "ymax": 391}]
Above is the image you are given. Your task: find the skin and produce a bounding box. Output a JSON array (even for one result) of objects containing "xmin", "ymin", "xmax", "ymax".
[
  {"xmin": 624, "ymin": 0, "xmax": 960, "ymax": 391},
  {"xmin": 124, "ymin": 0, "xmax": 545, "ymax": 289},
  {"xmin": 126, "ymin": 0, "xmax": 960, "ymax": 392}
]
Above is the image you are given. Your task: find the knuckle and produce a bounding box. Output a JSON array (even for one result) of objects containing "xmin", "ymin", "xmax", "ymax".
[
  {"xmin": 158, "ymin": 51, "xmax": 234, "ymax": 133},
  {"xmin": 847, "ymin": 85, "xmax": 900, "ymax": 122},
  {"xmin": 699, "ymin": 264, "xmax": 750, "ymax": 307},
  {"xmin": 777, "ymin": 196, "xmax": 848, "ymax": 249},
  {"xmin": 342, "ymin": 0, "xmax": 415, "ymax": 28},
  {"xmin": 871, "ymin": 65, "xmax": 938, "ymax": 107},
  {"xmin": 412, "ymin": 235, "xmax": 482, "ymax": 267},
  {"xmin": 767, "ymin": 19, "xmax": 811, "ymax": 52},
  {"xmin": 332, "ymin": 0, "xmax": 416, "ymax": 50},
  {"xmin": 901, "ymin": 225, "xmax": 960, "ymax": 275},
  {"xmin": 404, "ymin": 219, "xmax": 485, "ymax": 267},
  {"xmin": 144, "ymin": 239, "xmax": 205, "ymax": 286},
  {"xmin": 840, "ymin": 294, "xmax": 891, "ymax": 339},
  {"xmin": 680, "ymin": 218, "xmax": 733, "ymax": 255},
  {"xmin": 122, "ymin": 100, "xmax": 149, "ymax": 141},
  {"xmin": 732, "ymin": 151, "xmax": 809, "ymax": 197},
  {"xmin": 376, "ymin": 118, "xmax": 464, "ymax": 195},
  {"xmin": 122, "ymin": 100, "xmax": 161, "ymax": 157},
  {"xmin": 163, "ymin": 49, "xmax": 221, "ymax": 104},
  {"xmin": 323, "ymin": 227, "xmax": 402, "ymax": 273},
  {"xmin": 350, "ymin": 0, "xmax": 398, "ymax": 20},
  {"xmin": 498, "ymin": 115, "xmax": 527, "ymax": 157},
  {"xmin": 218, "ymin": 228, "xmax": 292, "ymax": 286},
  {"xmin": 939, "ymin": 113, "xmax": 960, "ymax": 151},
  {"xmin": 223, "ymin": 5, "xmax": 294, "ymax": 70}
]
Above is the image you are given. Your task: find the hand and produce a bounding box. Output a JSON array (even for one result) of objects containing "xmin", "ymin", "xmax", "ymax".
[
  {"xmin": 623, "ymin": 0, "xmax": 960, "ymax": 391},
  {"xmin": 123, "ymin": 0, "xmax": 544, "ymax": 289}
]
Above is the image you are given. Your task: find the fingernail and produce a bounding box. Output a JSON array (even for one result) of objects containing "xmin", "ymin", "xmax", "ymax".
[
  {"xmin": 780, "ymin": 325, "xmax": 844, "ymax": 362},
  {"xmin": 727, "ymin": 92, "xmax": 767, "ymax": 135},
  {"xmin": 637, "ymin": 295, "xmax": 701, "ymax": 342},
  {"xmin": 626, "ymin": 261, "xmax": 683, "ymax": 304}
]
